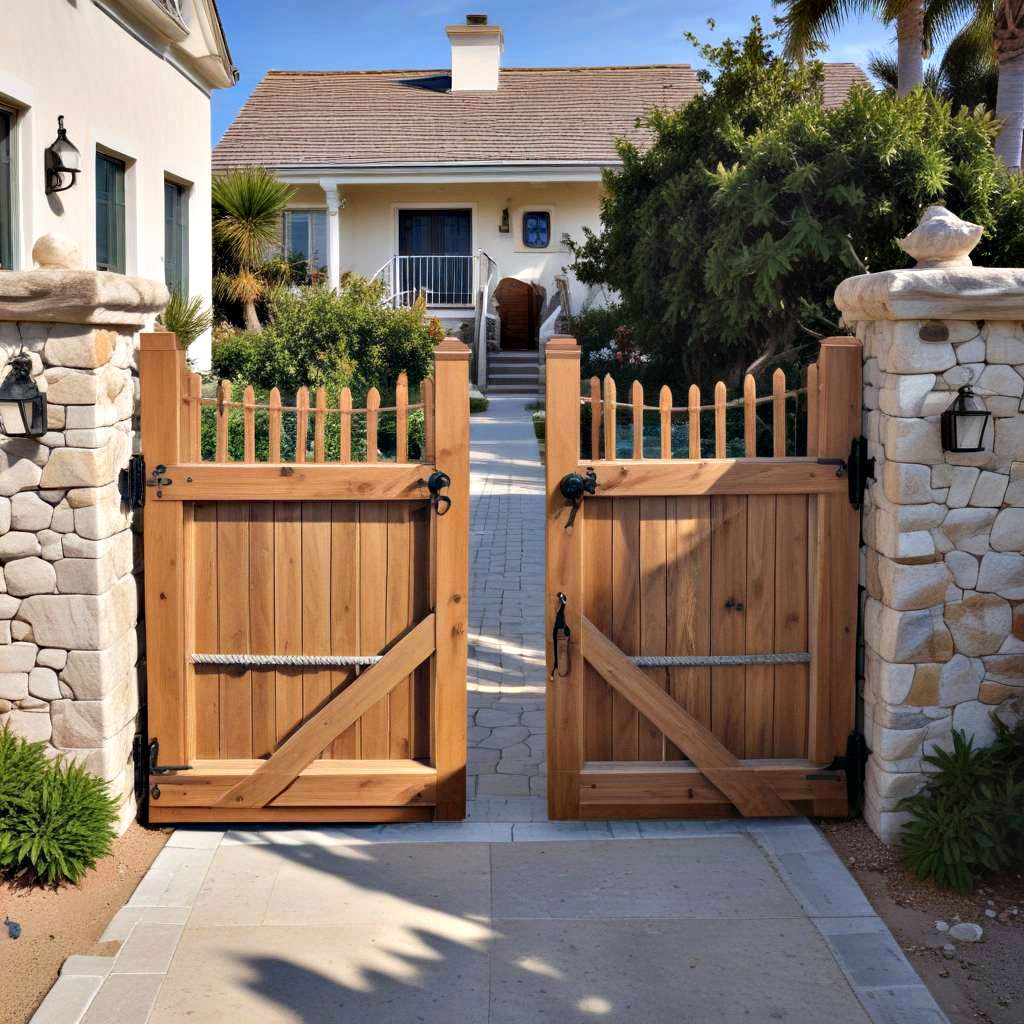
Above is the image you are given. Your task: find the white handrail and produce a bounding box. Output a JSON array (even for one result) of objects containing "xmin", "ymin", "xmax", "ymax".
[{"xmin": 475, "ymin": 250, "xmax": 498, "ymax": 387}]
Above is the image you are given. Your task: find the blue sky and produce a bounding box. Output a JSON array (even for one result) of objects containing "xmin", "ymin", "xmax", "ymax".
[{"xmin": 212, "ymin": 1, "xmax": 893, "ymax": 142}]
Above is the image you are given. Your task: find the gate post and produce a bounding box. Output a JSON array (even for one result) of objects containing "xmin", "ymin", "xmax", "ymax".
[
  {"xmin": 545, "ymin": 336, "xmax": 584, "ymax": 819},
  {"xmin": 835, "ymin": 206, "xmax": 1024, "ymax": 842},
  {"xmin": 431, "ymin": 338, "xmax": 470, "ymax": 819}
]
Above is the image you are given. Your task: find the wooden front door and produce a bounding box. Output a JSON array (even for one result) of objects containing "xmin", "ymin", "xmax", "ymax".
[
  {"xmin": 140, "ymin": 334, "xmax": 470, "ymax": 824},
  {"xmin": 494, "ymin": 277, "xmax": 542, "ymax": 350},
  {"xmin": 543, "ymin": 336, "xmax": 862, "ymax": 820}
]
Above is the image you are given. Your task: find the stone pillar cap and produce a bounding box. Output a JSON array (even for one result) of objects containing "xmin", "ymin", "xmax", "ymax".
[
  {"xmin": 835, "ymin": 207, "xmax": 1024, "ymax": 322},
  {"xmin": 0, "ymin": 234, "xmax": 168, "ymax": 327}
]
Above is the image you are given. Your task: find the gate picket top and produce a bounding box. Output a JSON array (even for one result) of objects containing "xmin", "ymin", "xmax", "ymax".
[
  {"xmin": 139, "ymin": 332, "xmax": 470, "ymax": 825},
  {"xmin": 544, "ymin": 334, "xmax": 861, "ymax": 821}
]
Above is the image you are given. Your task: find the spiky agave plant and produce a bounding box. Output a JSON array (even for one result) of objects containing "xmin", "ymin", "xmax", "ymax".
[{"xmin": 158, "ymin": 291, "xmax": 214, "ymax": 349}]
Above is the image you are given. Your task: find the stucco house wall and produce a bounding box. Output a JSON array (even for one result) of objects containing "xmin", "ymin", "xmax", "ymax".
[{"xmin": 0, "ymin": 0, "xmax": 234, "ymax": 366}]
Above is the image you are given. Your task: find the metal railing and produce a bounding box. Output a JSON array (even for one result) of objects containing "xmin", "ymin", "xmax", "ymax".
[{"xmin": 373, "ymin": 254, "xmax": 477, "ymax": 307}]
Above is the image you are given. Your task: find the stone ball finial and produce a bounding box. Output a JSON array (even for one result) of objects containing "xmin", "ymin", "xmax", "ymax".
[
  {"xmin": 32, "ymin": 232, "xmax": 82, "ymax": 271},
  {"xmin": 899, "ymin": 205, "xmax": 983, "ymax": 269}
]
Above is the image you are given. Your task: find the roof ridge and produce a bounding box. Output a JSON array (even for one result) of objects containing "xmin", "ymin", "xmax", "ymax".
[{"xmin": 261, "ymin": 64, "xmax": 699, "ymax": 77}]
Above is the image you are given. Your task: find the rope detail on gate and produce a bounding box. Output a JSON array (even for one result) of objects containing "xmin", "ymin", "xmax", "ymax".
[
  {"xmin": 630, "ymin": 652, "xmax": 811, "ymax": 668},
  {"xmin": 191, "ymin": 653, "xmax": 382, "ymax": 667}
]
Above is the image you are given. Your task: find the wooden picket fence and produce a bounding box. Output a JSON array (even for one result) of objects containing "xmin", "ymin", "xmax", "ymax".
[
  {"xmin": 141, "ymin": 333, "xmax": 470, "ymax": 824},
  {"xmin": 545, "ymin": 336, "xmax": 862, "ymax": 820}
]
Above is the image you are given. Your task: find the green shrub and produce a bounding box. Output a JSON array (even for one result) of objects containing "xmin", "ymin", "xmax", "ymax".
[
  {"xmin": 470, "ymin": 395, "xmax": 490, "ymax": 415},
  {"xmin": 0, "ymin": 729, "xmax": 118, "ymax": 885},
  {"xmin": 899, "ymin": 722, "xmax": 1024, "ymax": 892}
]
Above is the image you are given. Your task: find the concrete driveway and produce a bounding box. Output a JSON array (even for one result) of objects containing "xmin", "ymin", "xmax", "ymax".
[{"xmin": 33, "ymin": 819, "xmax": 946, "ymax": 1024}]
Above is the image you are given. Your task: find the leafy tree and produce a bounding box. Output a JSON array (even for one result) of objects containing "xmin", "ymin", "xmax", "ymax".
[
  {"xmin": 778, "ymin": 0, "xmax": 925, "ymax": 94},
  {"xmin": 571, "ymin": 20, "xmax": 1024, "ymax": 391},
  {"xmin": 212, "ymin": 167, "xmax": 294, "ymax": 331}
]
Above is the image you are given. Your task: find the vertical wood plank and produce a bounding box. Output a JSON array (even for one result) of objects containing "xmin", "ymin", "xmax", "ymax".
[
  {"xmin": 243, "ymin": 385, "xmax": 256, "ymax": 463},
  {"xmin": 273, "ymin": 502, "xmax": 303, "ymax": 746},
  {"xmin": 339, "ymin": 388, "xmax": 352, "ymax": 463},
  {"xmin": 366, "ymin": 387, "xmax": 380, "ymax": 463},
  {"xmin": 590, "ymin": 376, "xmax": 601, "ymax": 460},
  {"xmin": 314, "ymin": 387, "xmax": 327, "ymax": 463},
  {"xmin": 744, "ymin": 495, "xmax": 777, "ymax": 757},
  {"xmin": 249, "ymin": 503, "xmax": 276, "ymax": 758},
  {"xmin": 192, "ymin": 502, "xmax": 220, "ymax": 758},
  {"xmin": 805, "ymin": 362, "xmax": 819, "ymax": 457},
  {"xmin": 329, "ymin": 503, "xmax": 360, "ymax": 757},
  {"xmin": 602, "ymin": 375, "xmax": 617, "ymax": 462},
  {"xmin": 666, "ymin": 496, "xmax": 713, "ymax": 755},
  {"xmin": 774, "ymin": 494, "xmax": 809, "ymax": 758},
  {"xmin": 659, "ymin": 385, "xmax": 672, "ymax": 459},
  {"xmin": 217, "ymin": 504, "xmax": 252, "ymax": 758},
  {"xmin": 773, "ymin": 368, "xmax": 787, "ymax": 457},
  {"xmin": 710, "ymin": 495, "xmax": 746, "ymax": 755},
  {"xmin": 183, "ymin": 371, "xmax": 202, "ymax": 461},
  {"xmin": 810, "ymin": 338, "xmax": 861, "ymax": 762},
  {"xmin": 301, "ymin": 502, "xmax": 332, "ymax": 757},
  {"xmin": 295, "ymin": 386, "xmax": 309, "ymax": 464},
  {"xmin": 395, "ymin": 372, "xmax": 409, "ymax": 464},
  {"xmin": 269, "ymin": 387, "xmax": 282, "ymax": 463},
  {"xmin": 387, "ymin": 503, "xmax": 413, "ymax": 757},
  {"xmin": 432, "ymin": 339, "xmax": 470, "ymax": 818},
  {"xmin": 358, "ymin": 501, "xmax": 390, "ymax": 757},
  {"xmin": 631, "ymin": 379, "xmax": 644, "ymax": 460},
  {"xmin": 216, "ymin": 379, "xmax": 231, "ymax": 462},
  {"xmin": 743, "ymin": 374, "xmax": 757, "ymax": 457},
  {"xmin": 638, "ymin": 497, "xmax": 668, "ymax": 759},
  {"xmin": 688, "ymin": 384, "xmax": 701, "ymax": 460},
  {"xmin": 139, "ymin": 333, "xmax": 188, "ymax": 765},
  {"xmin": 410, "ymin": 503, "xmax": 433, "ymax": 760},
  {"xmin": 421, "ymin": 377, "xmax": 434, "ymax": 462},
  {"xmin": 610, "ymin": 497, "xmax": 640, "ymax": 761},
  {"xmin": 714, "ymin": 381, "xmax": 726, "ymax": 459},
  {"xmin": 582, "ymin": 500, "xmax": 613, "ymax": 761}
]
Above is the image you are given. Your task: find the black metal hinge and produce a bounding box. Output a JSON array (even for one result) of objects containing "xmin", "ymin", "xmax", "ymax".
[
  {"xmin": 807, "ymin": 731, "xmax": 870, "ymax": 811},
  {"xmin": 148, "ymin": 738, "xmax": 191, "ymax": 775},
  {"xmin": 120, "ymin": 454, "xmax": 146, "ymax": 510},
  {"xmin": 817, "ymin": 437, "xmax": 875, "ymax": 510}
]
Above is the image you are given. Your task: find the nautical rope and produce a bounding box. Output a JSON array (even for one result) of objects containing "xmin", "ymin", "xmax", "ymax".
[
  {"xmin": 191, "ymin": 653, "xmax": 381, "ymax": 667},
  {"xmin": 630, "ymin": 653, "xmax": 810, "ymax": 668}
]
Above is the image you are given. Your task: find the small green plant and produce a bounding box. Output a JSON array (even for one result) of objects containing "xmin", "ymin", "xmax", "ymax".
[
  {"xmin": 158, "ymin": 291, "xmax": 214, "ymax": 349},
  {"xmin": 469, "ymin": 395, "xmax": 490, "ymax": 415},
  {"xmin": 0, "ymin": 729, "xmax": 118, "ymax": 885},
  {"xmin": 899, "ymin": 722, "xmax": 1024, "ymax": 893}
]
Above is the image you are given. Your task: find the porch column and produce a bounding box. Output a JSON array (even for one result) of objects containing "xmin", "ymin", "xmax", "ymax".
[{"xmin": 320, "ymin": 180, "xmax": 343, "ymax": 291}]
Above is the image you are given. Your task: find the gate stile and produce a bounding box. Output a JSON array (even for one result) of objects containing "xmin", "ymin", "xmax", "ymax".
[
  {"xmin": 140, "ymin": 332, "xmax": 469, "ymax": 823},
  {"xmin": 545, "ymin": 335, "xmax": 861, "ymax": 820}
]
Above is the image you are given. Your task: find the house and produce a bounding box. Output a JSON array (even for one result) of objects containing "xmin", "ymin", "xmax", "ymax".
[
  {"xmin": 1, "ymin": 0, "xmax": 236, "ymax": 365},
  {"xmin": 214, "ymin": 14, "xmax": 867, "ymax": 391}
]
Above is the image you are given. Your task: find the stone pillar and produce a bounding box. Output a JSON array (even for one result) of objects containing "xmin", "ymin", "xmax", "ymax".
[
  {"xmin": 835, "ymin": 207, "xmax": 1024, "ymax": 843},
  {"xmin": 0, "ymin": 234, "xmax": 167, "ymax": 832}
]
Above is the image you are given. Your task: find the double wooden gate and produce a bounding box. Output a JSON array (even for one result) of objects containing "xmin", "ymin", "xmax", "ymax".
[
  {"xmin": 140, "ymin": 333, "xmax": 469, "ymax": 824},
  {"xmin": 544, "ymin": 336, "xmax": 862, "ymax": 820}
]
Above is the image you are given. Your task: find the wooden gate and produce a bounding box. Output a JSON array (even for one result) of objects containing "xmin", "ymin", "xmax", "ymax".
[
  {"xmin": 545, "ymin": 336, "xmax": 861, "ymax": 820},
  {"xmin": 140, "ymin": 333, "xmax": 469, "ymax": 824}
]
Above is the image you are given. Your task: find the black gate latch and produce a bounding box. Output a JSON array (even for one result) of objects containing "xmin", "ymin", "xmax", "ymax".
[
  {"xmin": 559, "ymin": 468, "xmax": 597, "ymax": 529},
  {"xmin": 426, "ymin": 471, "xmax": 452, "ymax": 515},
  {"xmin": 551, "ymin": 592, "xmax": 570, "ymax": 678},
  {"xmin": 148, "ymin": 738, "xmax": 192, "ymax": 776}
]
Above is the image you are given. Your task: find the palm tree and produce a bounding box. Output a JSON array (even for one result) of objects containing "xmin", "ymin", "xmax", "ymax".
[
  {"xmin": 212, "ymin": 167, "xmax": 294, "ymax": 331},
  {"xmin": 778, "ymin": 0, "xmax": 926, "ymax": 95}
]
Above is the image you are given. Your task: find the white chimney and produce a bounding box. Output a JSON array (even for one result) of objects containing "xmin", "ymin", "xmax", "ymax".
[{"xmin": 447, "ymin": 14, "xmax": 503, "ymax": 91}]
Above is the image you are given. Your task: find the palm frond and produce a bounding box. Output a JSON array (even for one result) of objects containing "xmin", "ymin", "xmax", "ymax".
[
  {"xmin": 777, "ymin": 0, "xmax": 883, "ymax": 60},
  {"xmin": 157, "ymin": 292, "xmax": 214, "ymax": 348},
  {"xmin": 211, "ymin": 167, "xmax": 294, "ymax": 270}
]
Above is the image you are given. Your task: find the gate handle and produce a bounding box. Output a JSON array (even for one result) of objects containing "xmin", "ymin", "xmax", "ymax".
[
  {"xmin": 551, "ymin": 592, "xmax": 571, "ymax": 678},
  {"xmin": 427, "ymin": 471, "xmax": 452, "ymax": 516},
  {"xmin": 558, "ymin": 468, "xmax": 597, "ymax": 529}
]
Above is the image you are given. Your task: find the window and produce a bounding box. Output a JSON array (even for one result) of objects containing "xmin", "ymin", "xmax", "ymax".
[
  {"xmin": 164, "ymin": 179, "xmax": 189, "ymax": 294},
  {"xmin": 282, "ymin": 210, "xmax": 327, "ymax": 282},
  {"xmin": 522, "ymin": 211, "xmax": 551, "ymax": 249},
  {"xmin": 95, "ymin": 153, "xmax": 126, "ymax": 273},
  {"xmin": 0, "ymin": 108, "xmax": 13, "ymax": 270}
]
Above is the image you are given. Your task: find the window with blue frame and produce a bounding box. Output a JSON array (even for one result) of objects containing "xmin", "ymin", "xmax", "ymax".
[
  {"xmin": 164, "ymin": 179, "xmax": 189, "ymax": 294},
  {"xmin": 96, "ymin": 153, "xmax": 126, "ymax": 273},
  {"xmin": 523, "ymin": 211, "xmax": 551, "ymax": 248}
]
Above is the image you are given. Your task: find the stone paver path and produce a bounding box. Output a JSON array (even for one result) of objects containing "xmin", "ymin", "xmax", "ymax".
[{"xmin": 466, "ymin": 395, "xmax": 548, "ymax": 822}]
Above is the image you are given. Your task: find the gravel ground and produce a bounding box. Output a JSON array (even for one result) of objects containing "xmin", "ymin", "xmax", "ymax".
[
  {"xmin": 0, "ymin": 822, "xmax": 169, "ymax": 1024},
  {"xmin": 821, "ymin": 817, "xmax": 1024, "ymax": 1024}
]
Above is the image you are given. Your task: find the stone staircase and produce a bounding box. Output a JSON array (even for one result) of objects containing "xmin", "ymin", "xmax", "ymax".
[{"xmin": 486, "ymin": 350, "xmax": 540, "ymax": 394}]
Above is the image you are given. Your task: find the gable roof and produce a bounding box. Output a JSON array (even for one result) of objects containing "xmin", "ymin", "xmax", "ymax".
[{"xmin": 213, "ymin": 63, "xmax": 868, "ymax": 171}]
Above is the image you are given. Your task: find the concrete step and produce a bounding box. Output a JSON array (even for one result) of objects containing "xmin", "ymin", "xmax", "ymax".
[
  {"xmin": 488, "ymin": 375, "xmax": 539, "ymax": 386},
  {"xmin": 485, "ymin": 383, "xmax": 540, "ymax": 394}
]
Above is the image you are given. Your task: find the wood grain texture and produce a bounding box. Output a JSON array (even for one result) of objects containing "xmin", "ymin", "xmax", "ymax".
[
  {"xmin": 583, "ymin": 501, "xmax": 613, "ymax": 761},
  {"xmin": 711, "ymin": 496, "xmax": 746, "ymax": 755},
  {"xmin": 744, "ymin": 496, "xmax": 776, "ymax": 757},
  {"xmin": 610, "ymin": 497, "xmax": 640, "ymax": 761},
  {"xmin": 639, "ymin": 497, "xmax": 668, "ymax": 759}
]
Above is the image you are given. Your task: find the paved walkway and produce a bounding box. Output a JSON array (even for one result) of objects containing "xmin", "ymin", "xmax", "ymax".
[
  {"xmin": 34, "ymin": 821, "xmax": 947, "ymax": 1023},
  {"xmin": 466, "ymin": 396, "xmax": 548, "ymax": 822}
]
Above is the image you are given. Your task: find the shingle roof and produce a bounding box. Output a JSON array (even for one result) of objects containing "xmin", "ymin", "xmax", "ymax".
[
  {"xmin": 821, "ymin": 62, "xmax": 870, "ymax": 109},
  {"xmin": 213, "ymin": 63, "xmax": 869, "ymax": 170}
]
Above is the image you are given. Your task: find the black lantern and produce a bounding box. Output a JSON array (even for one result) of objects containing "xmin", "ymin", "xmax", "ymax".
[
  {"xmin": 45, "ymin": 115, "xmax": 81, "ymax": 194},
  {"xmin": 940, "ymin": 385, "xmax": 990, "ymax": 453},
  {"xmin": 0, "ymin": 352, "xmax": 47, "ymax": 437}
]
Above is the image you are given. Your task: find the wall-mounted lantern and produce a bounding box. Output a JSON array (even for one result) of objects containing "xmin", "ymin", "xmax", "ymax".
[
  {"xmin": 45, "ymin": 115, "xmax": 81, "ymax": 194},
  {"xmin": 498, "ymin": 207, "xmax": 510, "ymax": 233},
  {"xmin": 0, "ymin": 352, "xmax": 47, "ymax": 437},
  {"xmin": 940, "ymin": 385, "xmax": 990, "ymax": 453}
]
